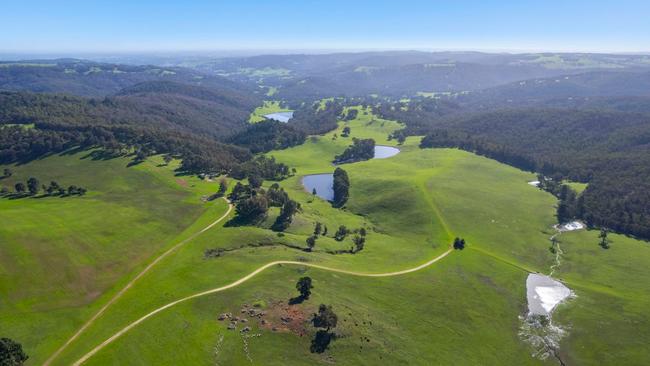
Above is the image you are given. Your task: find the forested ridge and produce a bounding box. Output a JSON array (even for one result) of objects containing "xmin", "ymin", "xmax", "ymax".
[{"xmin": 414, "ymin": 108, "xmax": 650, "ymax": 239}]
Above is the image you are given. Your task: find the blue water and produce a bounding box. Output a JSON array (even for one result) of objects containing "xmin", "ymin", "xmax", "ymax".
[
  {"xmin": 374, "ymin": 145, "xmax": 400, "ymax": 159},
  {"xmin": 302, "ymin": 174, "xmax": 334, "ymax": 201},
  {"xmin": 264, "ymin": 111, "xmax": 294, "ymax": 123}
]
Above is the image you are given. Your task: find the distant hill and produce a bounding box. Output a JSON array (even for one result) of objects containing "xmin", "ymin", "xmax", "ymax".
[
  {"xmin": 187, "ymin": 51, "xmax": 650, "ymax": 100},
  {"xmin": 459, "ymin": 71, "xmax": 650, "ymax": 108},
  {"xmin": 0, "ymin": 80, "xmax": 261, "ymax": 139},
  {"xmin": 0, "ymin": 59, "xmax": 256, "ymax": 97}
]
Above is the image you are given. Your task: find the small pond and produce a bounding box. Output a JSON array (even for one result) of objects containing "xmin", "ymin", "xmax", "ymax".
[
  {"xmin": 264, "ymin": 111, "xmax": 293, "ymax": 123},
  {"xmin": 526, "ymin": 273, "xmax": 572, "ymax": 316},
  {"xmin": 302, "ymin": 174, "xmax": 334, "ymax": 201},
  {"xmin": 373, "ymin": 145, "xmax": 400, "ymax": 159}
]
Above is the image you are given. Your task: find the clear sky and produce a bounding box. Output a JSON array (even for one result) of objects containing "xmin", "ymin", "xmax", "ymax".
[{"xmin": 2, "ymin": 0, "xmax": 649, "ymax": 54}]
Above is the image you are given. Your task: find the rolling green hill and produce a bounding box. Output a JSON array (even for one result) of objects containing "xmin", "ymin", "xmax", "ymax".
[
  {"xmin": 5, "ymin": 106, "xmax": 646, "ymax": 365},
  {"xmin": 0, "ymin": 152, "xmax": 231, "ymax": 360}
]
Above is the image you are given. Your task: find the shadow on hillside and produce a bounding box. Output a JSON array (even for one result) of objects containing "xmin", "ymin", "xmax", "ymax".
[{"xmin": 310, "ymin": 331, "xmax": 335, "ymax": 353}]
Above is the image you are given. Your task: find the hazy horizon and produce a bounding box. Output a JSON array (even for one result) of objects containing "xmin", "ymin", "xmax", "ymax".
[{"xmin": 2, "ymin": 0, "xmax": 649, "ymax": 54}]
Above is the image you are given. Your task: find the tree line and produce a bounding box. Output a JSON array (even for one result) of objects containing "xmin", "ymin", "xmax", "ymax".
[
  {"xmin": 412, "ymin": 106, "xmax": 650, "ymax": 240},
  {"xmin": 1, "ymin": 175, "xmax": 87, "ymax": 197}
]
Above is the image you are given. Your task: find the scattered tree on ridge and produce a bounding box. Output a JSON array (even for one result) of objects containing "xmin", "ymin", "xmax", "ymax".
[
  {"xmin": 14, "ymin": 183, "xmax": 25, "ymax": 194},
  {"xmin": 453, "ymin": 237, "xmax": 466, "ymax": 250},
  {"xmin": 599, "ymin": 227, "xmax": 610, "ymax": 249},
  {"xmin": 334, "ymin": 225, "xmax": 348, "ymax": 241},
  {"xmin": 296, "ymin": 277, "xmax": 313, "ymax": 300},
  {"xmin": 352, "ymin": 235, "xmax": 365, "ymax": 253},
  {"xmin": 306, "ymin": 235, "xmax": 317, "ymax": 251},
  {"xmin": 26, "ymin": 177, "xmax": 39, "ymax": 195}
]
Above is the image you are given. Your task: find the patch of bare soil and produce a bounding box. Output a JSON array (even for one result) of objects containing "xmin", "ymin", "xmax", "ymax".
[{"xmin": 218, "ymin": 300, "xmax": 311, "ymax": 337}]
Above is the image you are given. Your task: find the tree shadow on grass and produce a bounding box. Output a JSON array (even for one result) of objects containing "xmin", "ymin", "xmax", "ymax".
[
  {"xmin": 288, "ymin": 295, "xmax": 306, "ymax": 305},
  {"xmin": 310, "ymin": 330, "xmax": 335, "ymax": 353}
]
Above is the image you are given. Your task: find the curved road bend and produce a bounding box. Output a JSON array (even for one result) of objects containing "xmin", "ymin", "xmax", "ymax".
[{"xmin": 73, "ymin": 248, "xmax": 453, "ymax": 365}]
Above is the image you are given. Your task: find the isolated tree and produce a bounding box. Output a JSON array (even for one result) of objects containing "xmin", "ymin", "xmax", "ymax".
[
  {"xmin": 217, "ymin": 178, "xmax": 228, "ymax": 196},
  {"xmin": 2, "ymin": 168, "xmax": 12, "ymax": 178},
  {"xmin": 322, "ymin": 225, "xmax": 328, "ymax": 236},
  {"xmin": 352, "ymin": 235, "xmax": 365, "ymax": 253},
  {"xmin": 296, "ymin": 276, "xmax": 314, "ymax": 300},
  {"xmin": 314, "ymin": 222, "xmax": 322, "ymax": 236},
  {"xmin": 359, "ymin": 228, "xmax": 367, "ymax": 237},
  {"xmin": 599, "ymin": 228, "xmax": 610, "ymax": 249},
  {"xmin": 26, "ymin": 177, "xmax": 39, "ymax": 195},
  {"xmin": 341, "ymin": 126, "xmax": 351, "ymax": 137},
  {"xmin": 312, "ymin": 304, "xmax": 338, "ymax": 331},
  {"xmin": 312, "ymin": 188, "xmax": 317, "ymax": 196},
  {"xmin": 332, "ymin": 168, "xmax": 350, "ymax": 208},
  {"xmin": 334, "ymin": 225, "xmax": 348, "ymax": 241},
  {"xmin": 163, "ymin": 154, "xmax": 173, "ymax": 165},
  {"xmin": 306, "ymin": 235, "xmax": 317, "ymax": 251},
  {"xmin": 0, "ymin": 337, "xmax": 28, "ymax": 365},
  {"xmin": 14, "ymin": 182, "xmax": 25, "ymax": 194},
  {"xmin": 453, "ymin": 237, "xmax": 466, "ymax": 250}
]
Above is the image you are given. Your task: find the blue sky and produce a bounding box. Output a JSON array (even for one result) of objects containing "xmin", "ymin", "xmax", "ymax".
[{"xmin": 1, "ymin": 0, "xmax": 649, "ymax": 53}]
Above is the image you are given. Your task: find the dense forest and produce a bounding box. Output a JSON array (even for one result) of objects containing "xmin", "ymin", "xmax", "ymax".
[
  {"xmin": 228, "ymin": 120, "xmax": 306, "ymax": 153},
  {"xmin": 0, "ymin": 82, "xmax": 260, "ymax": 139}
]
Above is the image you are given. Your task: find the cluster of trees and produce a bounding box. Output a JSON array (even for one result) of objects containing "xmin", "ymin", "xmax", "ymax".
[
  {"xmin": 0, "ymin": 337, "xmax": 28, "ymax": 366},
  {"xmin": 289, "ymin": 100, "xmax": 345, "ymax": 135},
  {"xmin": 228, "ymin": 181, "xmax": 300, "ymax": 231},
  {"xmin": 304, "ymin": 222, "xmax": 329, "ymax": 252},
  {"xmin": 228, "ymin": 120, "xmax": 306, "ymax": 154},
  {"xmin": 1, "ymin": 177, "xmax": 86, "ymax": 197},
  {"xmin": 536, "ymin": 175, "xmax": 584, "ymax": 224},
  {"xmin": 332, "ymin": 168, "xmax": 350, "ymax": 208},
  {"xmin": 305, "ymin": 224, "xmax": 367, "ymax": 253},
  {"xmin": 333, "ymin": 138, "xmax": 375, "ymax": 164},
  {"xmin": 230, "ymin": 155, "xmax": 293, "ymax": 181},
  {"xmin": 343, "ymin": 109, "xmax": 358, "ymax": 121}
]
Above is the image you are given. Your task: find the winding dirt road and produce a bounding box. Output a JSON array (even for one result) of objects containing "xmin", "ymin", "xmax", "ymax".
[
  {"xmin": 44, "ymin": 198, "xmax": 234, "ymax": 366},
  {"xmin": 72, "ymin": 247, "xmax": 453, "ymax": 365}
]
